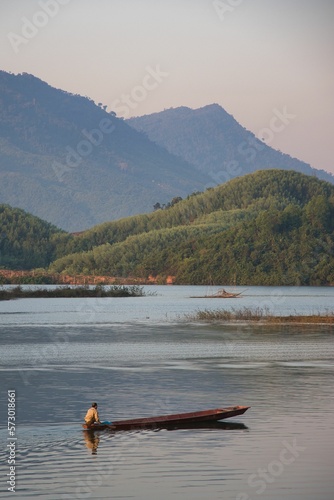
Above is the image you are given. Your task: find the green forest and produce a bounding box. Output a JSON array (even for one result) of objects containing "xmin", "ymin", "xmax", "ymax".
[
  {"xmin": 1, "ymin": 170, "xmax": 334, "ymax": 285},
  {"xmin": 0, "ymin": 204, "xmax": 70, "ymax": 269}
]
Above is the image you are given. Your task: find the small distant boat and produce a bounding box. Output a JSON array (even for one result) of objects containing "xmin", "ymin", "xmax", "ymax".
[
  {"xmin": 82, "ymin": 405, "xmax": 250, "ymax": 431},
  {"xmin": 191, "ymin": 288, "xmax": 244, "ymax": 299},
  {"xmin": 208, "ymin": 288, "xmax": 243, "ymax": 298}
]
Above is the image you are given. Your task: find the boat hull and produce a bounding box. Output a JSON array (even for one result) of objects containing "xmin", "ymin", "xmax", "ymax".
[{"xmin": 82, "ymin": 405, "xmax": 250, "ymax": 431}]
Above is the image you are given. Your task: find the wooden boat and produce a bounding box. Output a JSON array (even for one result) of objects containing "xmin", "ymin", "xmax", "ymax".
[
  {"xmin": 82, "ymin": 405, "xmax": 250, "ymax": 431},
  {"xmin": 191, "ymin": 288, "xmax": 244, "ymax": 299},
  {"xmin": 209, "ymin": 289, "xmax": 242, "ymax": 298}
]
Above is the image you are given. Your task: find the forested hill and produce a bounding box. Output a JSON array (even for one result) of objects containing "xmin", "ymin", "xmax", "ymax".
[
  {"xmin": 48, "ymin": 170, "xmax": 334, "ymax": 286},
  {"xmin": 52, "ymin": 169, "xmax": 334, "ymax": 253},
  {"xmin": 0, "ymin": 71, "xmax": 210, "ymax": 231},
  {"xmin": 127, "ymin": 104, "xmax": 334, "ymax": 185},
  {"xmin": 0, "ymin": 204, "xmax": 68, "ymax": 269}
]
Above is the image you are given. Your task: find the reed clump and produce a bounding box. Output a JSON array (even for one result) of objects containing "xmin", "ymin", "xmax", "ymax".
[
  {"xmin": 0, "ymin": 284, "xmax": 145, "ymax": 300},
  {"xmin": 186, "ymin": 306, "xmax": 334, "ymax": 324}
]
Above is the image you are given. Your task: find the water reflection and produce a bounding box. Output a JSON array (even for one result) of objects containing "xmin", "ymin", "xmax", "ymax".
[
  {"xmin": 82, "ymin": 420, "xmax": 248, "ymax": 455},
  {"xmin": 165, "ymin": 421, "xmax": 248, "ymax": 431},
  {"xmin": 83, "ymin": 431, "xmax": 100, "ymax": 454}
]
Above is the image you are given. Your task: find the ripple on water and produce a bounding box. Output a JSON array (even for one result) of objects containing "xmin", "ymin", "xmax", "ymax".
[{"xmin": 1, "ymin": 295, "xmax": 334, "ymax": 499}]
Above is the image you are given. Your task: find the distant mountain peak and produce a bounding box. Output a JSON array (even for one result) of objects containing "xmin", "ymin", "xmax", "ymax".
[
  {"xmin": 127, "ymin": 105, "xmax": 334, "ymax": 185},
  {"xmin": 0, "ymin": 71, "xmax": 211, "ymax": 231},
  {"xmin": 197, "ymin": 103, "xmax": 225, "ymax": 112}
]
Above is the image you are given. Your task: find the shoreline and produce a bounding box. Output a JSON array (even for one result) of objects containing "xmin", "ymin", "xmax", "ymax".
[{"xmin": 0, "ymin": 270, "xmax": 173, "ymax": 285}]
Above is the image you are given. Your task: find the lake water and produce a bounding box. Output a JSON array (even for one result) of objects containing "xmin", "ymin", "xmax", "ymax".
[{"xmin": 0, "ymin": 286, "xmax": 333, "ymax": 499}]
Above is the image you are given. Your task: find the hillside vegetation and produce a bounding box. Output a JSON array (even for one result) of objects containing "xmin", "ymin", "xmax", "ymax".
[
  {"xmin": 48, "ymin": 170, "xmax": 334, "ymax": 285},
  {"xmin": 0, "ymin": 204, "xmax": 69, "ymax": 269}
]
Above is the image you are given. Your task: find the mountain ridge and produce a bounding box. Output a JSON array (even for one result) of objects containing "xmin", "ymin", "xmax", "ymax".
[
  {"xmin": 0, "ymin": 70, "xmax": 210, "ymax": 231},
  {"xmin": 1, "ymin": 70, "xmax": 333, "ymax": 233},
  {"xmin": 127, "ymin": 103, "xmax": 333, "ymax": 185}
]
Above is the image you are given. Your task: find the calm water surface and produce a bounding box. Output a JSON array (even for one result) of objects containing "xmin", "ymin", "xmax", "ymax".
[{"xmin": 0, "ymin": 286, "xmax": 333, "ymax": 499}]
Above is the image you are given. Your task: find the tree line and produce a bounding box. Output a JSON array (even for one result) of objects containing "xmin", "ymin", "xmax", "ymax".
[{"xmin": 2, "ymin": 170, "xmax": 334, "ymax": 285}]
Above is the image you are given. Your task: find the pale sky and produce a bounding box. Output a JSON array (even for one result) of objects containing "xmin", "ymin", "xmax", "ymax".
[{"xmin": 1, "ymin": 0, "xmax": 333, "ymax": 174}]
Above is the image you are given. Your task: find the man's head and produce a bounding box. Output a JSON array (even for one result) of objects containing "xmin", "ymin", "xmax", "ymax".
[{"xmin": 92, "ymin": 402, "xmax": 98, "ymax": 408}]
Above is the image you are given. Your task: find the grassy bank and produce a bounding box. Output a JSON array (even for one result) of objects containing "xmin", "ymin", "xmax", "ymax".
[
  {"xmin": 185, "ymin": 307, "xmax": 334, "ymax": 324},
  {"xmin": 0, "ymin": 285, "xmax": 145, "ymax": 300}
]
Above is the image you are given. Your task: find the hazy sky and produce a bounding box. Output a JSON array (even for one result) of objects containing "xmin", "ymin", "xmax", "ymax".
[{"xmin": 1, "ymin": 0, "xmax": 333, "ymax": 173}]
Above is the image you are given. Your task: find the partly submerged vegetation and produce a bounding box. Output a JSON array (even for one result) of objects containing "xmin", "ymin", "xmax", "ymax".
[
  {"xmin": 0, "ymin": 284, "xmax": 145, "ymax": 301},
  {"xmin": 185, "ymin": 306, "xmax": 334, "ymax": 324}
]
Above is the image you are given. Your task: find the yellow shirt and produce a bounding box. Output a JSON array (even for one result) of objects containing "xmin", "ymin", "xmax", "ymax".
[{"xmin": 84, "ymin": 407, "xmax": 100, "ymax": 424}]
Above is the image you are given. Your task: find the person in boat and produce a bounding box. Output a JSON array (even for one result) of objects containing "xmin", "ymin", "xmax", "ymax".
[{"xmin": 84, "ymin": 402, "xmax": 101, "ymax": 426}]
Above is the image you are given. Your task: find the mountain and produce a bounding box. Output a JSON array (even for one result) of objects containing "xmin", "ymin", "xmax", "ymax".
[
  {"xmin": 0, "ymin": 71, "xmax": 211, "ymax": 231},
  {"xmin": 127, "ymin": 104, "xmax": 334, "ymax": 185},
  {"xmin": 49, "ymin": 170, "xmax": 334, "ymax": 286}
]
